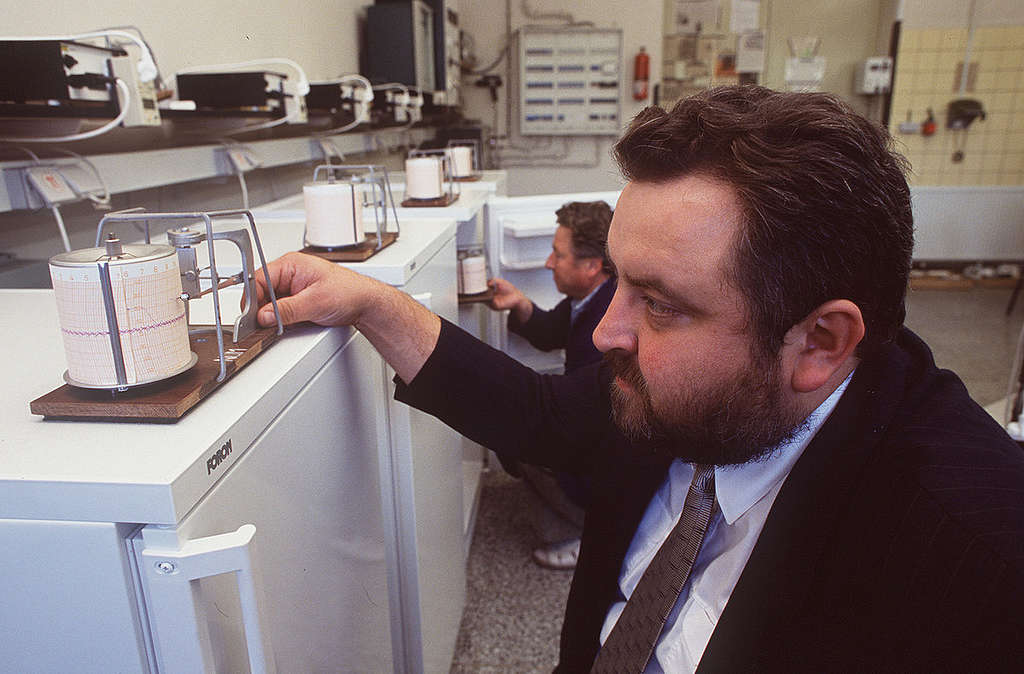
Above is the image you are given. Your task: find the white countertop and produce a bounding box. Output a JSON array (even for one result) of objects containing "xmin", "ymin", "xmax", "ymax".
[
  {"xmin": 235, "ymin": 216, "xmax": 457, "ymax": 286},
  {"xmin": 0, "ymin": 214, "xmax": 458, "ymax": 525},
  {"xmin": 253, "ymin": 187, "xmax": 488, "ymax": 225},
  {"xmin": 386, "ymin": 169, "xmax": 507, "ymax": 197}
]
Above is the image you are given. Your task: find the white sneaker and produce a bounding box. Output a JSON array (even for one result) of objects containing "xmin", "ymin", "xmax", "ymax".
[{"xmin": 532, "ymin": 538, "xmax": 580, "ymax": 570}]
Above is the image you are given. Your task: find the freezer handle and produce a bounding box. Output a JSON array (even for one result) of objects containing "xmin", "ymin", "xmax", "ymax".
[
  {"xmin": 140, "ymin": 524, "xmax": 276, "ymax": 674},
  {"xmin": 499, "ymin": 255, "xmax": 547, "ymax": 271}
]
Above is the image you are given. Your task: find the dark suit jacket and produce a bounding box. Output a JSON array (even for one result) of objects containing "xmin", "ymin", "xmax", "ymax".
[
  {"xmin": 397, "ymin": 321, "xmax": 1024, "ymax": 672},
  {"xmin": 509, "ymin": 277, "xmax": 616, "ymax": 374}
]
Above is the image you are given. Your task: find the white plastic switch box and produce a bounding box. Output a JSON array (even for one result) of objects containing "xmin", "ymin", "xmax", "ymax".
[{"xmin": 854, "ymin": 56, "xmax": 893, "ymax": 95}]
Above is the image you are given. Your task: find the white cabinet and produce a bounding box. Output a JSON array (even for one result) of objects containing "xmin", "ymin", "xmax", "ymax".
[
  {"xmin": 188, "ymin": 215, "xmax": 473, "ymax": 673},
  {"xmin": 1, "ymin": 288, "xmax": 395, "ymax": 672}
]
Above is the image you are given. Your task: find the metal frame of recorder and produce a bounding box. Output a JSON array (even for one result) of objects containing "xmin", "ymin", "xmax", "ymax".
[
  {"xmin": 406, "ymin": 148, "xmax": 460, "ymax": 201},
  {"xmin": 93, "ymin": 208, "xmax": 283, "ymax": 390},
  {"xmin": 309, "ymin": 163, "xmax": 401, "ymax": 250},
  {"xmin": 445, "ymin": 139, "xmax": 481, "ymax": 176}
]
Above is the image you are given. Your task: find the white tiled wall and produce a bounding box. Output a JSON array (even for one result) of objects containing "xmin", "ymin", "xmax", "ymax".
[{"xmin": 890, "ymin": 26, "xmax": 1024, "ymax": 186}]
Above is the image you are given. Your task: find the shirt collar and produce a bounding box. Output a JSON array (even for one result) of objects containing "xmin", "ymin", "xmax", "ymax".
[
  {"xmin": 570, "ymin": 276, "xmax": 611, "ymax": 322},
  {"xmin": 713, "ymin": 371, "xmax": 854, "ymax": 524}
]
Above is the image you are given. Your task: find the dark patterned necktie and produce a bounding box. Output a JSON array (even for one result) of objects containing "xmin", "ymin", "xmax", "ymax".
[{"xmin": 591, "ymin": 464, "xmax": 717, "ymax": 673}]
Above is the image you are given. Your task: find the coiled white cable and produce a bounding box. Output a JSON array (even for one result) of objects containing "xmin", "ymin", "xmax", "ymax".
[
  {"xmin": 315, "ymin": 74, "xmax": 375, "ymax": 134},
  {"xmin": 57, "ymin": 149, "xmax": 111, "ymax": 207},
  {"xmin": 51, "ymin": 205, "xmax": 72, "ymax": 252}
]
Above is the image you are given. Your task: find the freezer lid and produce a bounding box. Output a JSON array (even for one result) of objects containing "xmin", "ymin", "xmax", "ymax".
[
  {"xmin": 0, "ymin": 289, "xmax": 356, "ymax": 525},
  {"xmin": 205, "ymin": 215, "xmax": 457, "ymax": 287},
  {"xmin": 253, "ymin": 189, "xmax": 488, "ymax": 225}
]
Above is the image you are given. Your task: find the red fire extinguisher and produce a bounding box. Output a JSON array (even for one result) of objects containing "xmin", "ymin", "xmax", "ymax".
[{"xmin": 633, "ymin": 47, "xmax": 650, "ymax": 101}]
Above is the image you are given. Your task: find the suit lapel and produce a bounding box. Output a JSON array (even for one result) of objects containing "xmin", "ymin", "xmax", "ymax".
[{"xmin": 697, "ymin": 337, "xmax": 913, "ymax": 671}]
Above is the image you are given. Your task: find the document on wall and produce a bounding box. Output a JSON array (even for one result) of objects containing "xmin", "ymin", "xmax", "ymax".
[
  {"xmin": 674, "ymin": 0, "xmax": 720, "ymax": 35},
  {"xmin": 730, "ymin": 0, "xmax": 760, "ymax": 34},
  {"xmin": 785, "ymin": 57, "xmax": 826, "ymax": 92},
  {"xmin": 736, "ymin": 30, "xmax": 765, "ymax": 73}
]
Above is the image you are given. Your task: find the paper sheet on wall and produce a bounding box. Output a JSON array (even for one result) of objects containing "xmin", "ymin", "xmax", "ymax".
[
  {"xmin": 785, "ymin": 57, "xmax": 826, "ymax": 92},
  {"xmin": 736, "ymin": 31, "xmax": 765, "ymax": 73},
  {"xmin": 674, "ymin": 0, "xmax": 720, "ymax": 35},
  {"xmin": 730, "ymin": 0, "xmax": 760, "ymax": 33}
]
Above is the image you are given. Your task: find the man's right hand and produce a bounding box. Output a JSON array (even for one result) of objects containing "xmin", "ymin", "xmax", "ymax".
[
  {"xmin": 254, "ymin": 251, "xmax": 441, "ymax": 384},
  {"xmin": 487, "ymin": 277, "xmax": 533, "ymax": 323},
  {"xmin": 254, "ymin": 252, "xmax": 379, "ymax": 329}
]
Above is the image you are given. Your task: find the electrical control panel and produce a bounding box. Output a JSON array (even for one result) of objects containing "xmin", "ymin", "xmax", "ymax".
[
  {"xmin": 516, "ymin": 27, "xmax": 623, "ymax": 136},
  {"xmin": 108, "ymin": 53, "xmax": 160, "ymax": 126}
]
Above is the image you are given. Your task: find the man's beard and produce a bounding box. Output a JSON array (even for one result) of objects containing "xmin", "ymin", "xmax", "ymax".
[{"xmin": 604, "ymin": 348, "xmax": 808, "ymax": 465}]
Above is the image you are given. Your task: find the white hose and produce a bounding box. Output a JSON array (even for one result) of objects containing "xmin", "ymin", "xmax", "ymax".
[
  {"xmin": 51, "ymin": 205, "xmax": 72, "ymax": 252},
  {"xmin": 0, "ymin": 80, "xmax": 131, "ymax": 143}
]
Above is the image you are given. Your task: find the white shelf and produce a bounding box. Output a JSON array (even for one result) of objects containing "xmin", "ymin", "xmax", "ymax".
[{"xmin": 0, "ymin": 126, "xmax": 431, "ymax": 213}]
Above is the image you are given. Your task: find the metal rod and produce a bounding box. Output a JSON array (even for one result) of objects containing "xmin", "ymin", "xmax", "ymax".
[
  {"xmin": 348, "ymin": 183, "xmax": 359, "ymax": 245},
  {"xmin": 199, "ymin": 213, "xmax": 228, "ymax": 383},
  {"xmin": 197, "ymin": 275, "xmax": 244, "ymax": 297},
  {"xmin": 240, "ymin": 210, "xmax": 284, "ymax": 336},
  {"xmin": 97, "ymin": 261, "xmax": 129, "ymax": 390},
  {"xmin": 95, "ymin": 206, "xmax": 148, "ymax": 246}
]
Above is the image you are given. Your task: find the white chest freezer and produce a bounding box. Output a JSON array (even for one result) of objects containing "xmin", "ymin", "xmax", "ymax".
[
  {"xmin": 2, "ymin": 216, "xmax": 470, "ymax": 673},
  {"xmin": 183, "ymin": 215, "xmax": 473, "ymax": 673},
  {"xmin": 1, "ymin": 288, "xmax": 394, "ymax": 673}
]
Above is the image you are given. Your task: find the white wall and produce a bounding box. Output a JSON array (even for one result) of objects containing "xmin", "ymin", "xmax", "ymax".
[
  {"xmin": 763, "ymin": 0, "xmax": 886, "ymax": 117},
  {"xmin": 901, "ymin": 0, "xmax": 1024, "ymax": 28},
  {"xmin": 2, "ymin": 0, "xmax": 366, "ymax": 81},
  {"xmin": 457, "ymin": 0, "xmax": 663, "ymax": 196}
]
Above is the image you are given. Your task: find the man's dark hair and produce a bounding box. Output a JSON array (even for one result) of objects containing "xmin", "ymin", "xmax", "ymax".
[
  {"xmin": 556, "ymin": 200, "xmax": 615, "ymax": 275},
  {"xmin": 613, "ymin": 85, "xmax": 913, "ymax": 358}
]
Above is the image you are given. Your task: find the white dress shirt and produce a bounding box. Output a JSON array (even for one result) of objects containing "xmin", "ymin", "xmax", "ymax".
[
  {"xmin": 598, "ymin": 374, "xmax": 853, "ymax": 672},
  {"xmin": 569, "ymin": 276, "xmax": 613, "ymax": 326}
]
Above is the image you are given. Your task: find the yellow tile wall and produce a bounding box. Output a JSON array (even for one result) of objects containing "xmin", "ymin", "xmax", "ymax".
[{"xmin": 890, "ymin": 25, "xmax": 1024, "ymax": 186}]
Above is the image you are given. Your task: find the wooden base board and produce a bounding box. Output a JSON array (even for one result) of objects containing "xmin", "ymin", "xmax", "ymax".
[
  {"xmin": 30, "ymin": 326, "xmax": 280, "ymax": 422},
  {"xmin": 302, "ymin": 232, "xmax": 398, "ymax": 261},
  {"xmin": 452, "ymin": 174, "xmax": 481, "ymax": 182},
  {"xmin": 458, "ymin": 288, "xmax": 494, "ymax": 305},
  {"xmin": 401, "ymin": 193, "xmax": 459, "ymax": 207}
]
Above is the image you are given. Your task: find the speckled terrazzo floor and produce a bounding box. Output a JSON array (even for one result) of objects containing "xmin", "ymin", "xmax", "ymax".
[
  {"xmin": 449, "ymin": 286, "xmax": 1024, "ymax": 672},
  {"xmin": 449, "ymin": 467, "xmax": 571, "ymax": 673}
]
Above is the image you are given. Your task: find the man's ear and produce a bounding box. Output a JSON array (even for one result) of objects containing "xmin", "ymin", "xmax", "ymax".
[
  {"xmin": 785, "ymin": 300, "xmax": 865, "ymax": 393},
  {"xmin": 579, "ymin": 256, "xmax": 603, "ymax": 277}
]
